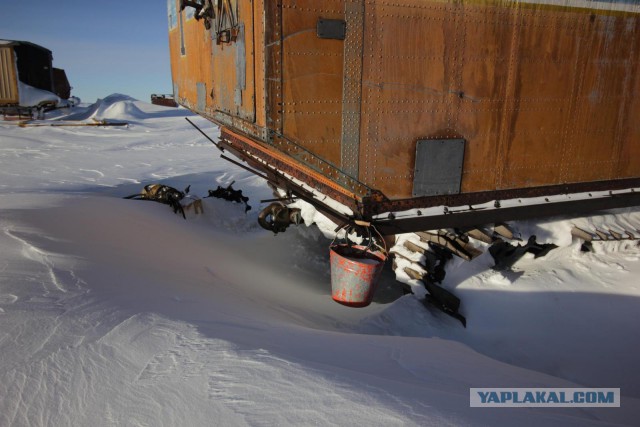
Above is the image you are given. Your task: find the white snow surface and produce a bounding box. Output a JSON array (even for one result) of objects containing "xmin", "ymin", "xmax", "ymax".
[
  {"xmin": 18, "ymin": 81, "xmax": 61, "ymax": 108},
  {"xmin": 1, "ymin": 96, "xmax": 639, "ymax": 426}
]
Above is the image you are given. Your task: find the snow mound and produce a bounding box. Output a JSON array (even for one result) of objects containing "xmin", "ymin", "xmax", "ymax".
[
  {"xmin": 55, "ymin": 92, "xmax": 196, "ymax": 123},
  {"xmin": 98, "ymin": 99, "xmax": 147, "ymax": 121},
  {"xmin": 60, "ymin": 93, "xmax": 148, "ymax": 122},
  {"xmin": 102, "ymin": 93, "xmax": 139, "ymax": 103}
]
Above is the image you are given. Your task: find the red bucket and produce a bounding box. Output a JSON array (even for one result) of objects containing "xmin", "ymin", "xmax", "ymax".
[{"xmin": 329, "ymin": 244, "xmax": 387, "ymax": 307}]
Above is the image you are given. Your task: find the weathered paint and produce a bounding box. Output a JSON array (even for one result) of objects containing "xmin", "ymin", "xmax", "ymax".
[
  {"xmin": 354, "ymin": 0, "xmax": 640, "ymax": 197},
  {"xmin": 168, "ymin": 0, "xmax": 257, "ymax": 122},
  {"xmin": 169, "ymin": 0, "xmax": 640, "ymax": 216},
  {"xmin": 329, "ymin": 244, "xmax": 386, "ymax": 307}
]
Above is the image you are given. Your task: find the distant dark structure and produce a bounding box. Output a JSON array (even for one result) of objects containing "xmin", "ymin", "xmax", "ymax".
[
  {"xmin": 52, "ymin": 67, "xmax": 71, "ymax": 100},
  {"xmin": 0, "ymin": 39, "xmax": 72, "ymax": 114},
  {"xmin": 151, "ymin": 94, "xmax": 178, "ymax": 108}
]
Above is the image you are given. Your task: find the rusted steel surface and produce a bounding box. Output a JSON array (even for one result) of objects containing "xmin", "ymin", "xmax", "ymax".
[
  {"xmin": 264, "ymin": 0, "xmax": 283, "ymax": 134},
  {"xmin": 218, "ymin": 129, "xmax": 352, "ymax": 225},
  {"xmin": 341, "ymin": 0, "xmax": 365, "ymax": 177},
  {"xmin": 169, "ymin": 0, "xmax": 640, "ymax": 223},
  {"xmin": 168, "ymin": 0, "xmax": 257, "ymax": 122},
  {"xmin": 219, "ymin": 127, "xmax": 364, "ymax": 210},
  {"xmin": 356, "ymin": 0, "xmax": 640, "ymax": 198},
  {"xmin": 374, "ymin": 190, "xmax": 640, "ymax": 236},
  {"xmin": 150, "ymin": 94, "xmax": 177, "ymax": 108},
  {"xmin": 279, "ymin": 0, "xmax": 344, "ymax": 167},
  {"xmin": 269, "ymin": 132, "xmax": 374, "ymax": 198},
  {"xmin": 362, "ymin": 177, "xmax": 640, "ymax": 217},
  {"xmin": 253, "ymin": 0, "xmax": 266, "ymax": 129},
  {"xmin": 213, "ymin": 0, "xmax": 255, "ymax": 121},
  {"xmin": 168, "ymin": 5, "xmax": 212, "ymax": 110}
]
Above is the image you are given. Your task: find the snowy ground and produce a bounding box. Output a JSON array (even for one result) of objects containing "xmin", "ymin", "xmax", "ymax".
[{"xmin": 1, "ymin": 95, "xmax": 639, "ymax": 426}]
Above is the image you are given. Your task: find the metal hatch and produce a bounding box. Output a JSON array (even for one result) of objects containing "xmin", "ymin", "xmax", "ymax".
[{"xmin": 413, "ymin": 139, "xmax": 465, "ymax": 197}]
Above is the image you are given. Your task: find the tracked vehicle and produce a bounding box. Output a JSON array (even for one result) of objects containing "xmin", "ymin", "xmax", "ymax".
[
  {"xmin": 1, "ymin": 40, "xmax": 73, "ymax": 117},
  {"xmin": 168, "ymin": 0, "xmax": 640, "ymax": 232},
  {"xmin": 167, "ymin": 0, "xmax": 640, "ymax": 316}
]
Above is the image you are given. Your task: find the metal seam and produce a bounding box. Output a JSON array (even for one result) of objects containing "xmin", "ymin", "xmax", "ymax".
[{"xmin": 341, "ymin": 0, "xmax": 365, "ymax": 178}]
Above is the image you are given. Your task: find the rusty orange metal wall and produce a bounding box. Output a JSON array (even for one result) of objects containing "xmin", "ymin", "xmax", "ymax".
[
  {"xmin": 169, "ymin": 0, "xmax": 262, "ymax": 127},
  {"xmin": 168, "ymin": 3, "xmax": 212, "ymax": 109},
  {"xmin": 357, "ymin": 0, "xmax": 640, "ymax": 198},
  {"xmin": 253, "ymin": 0, "xmax": 266, "ymax": 129},
  {"xmin": 280, "ymin": 0, "xmax": 345, "ymax": 167},
  {"xmin": 210, "ymin": 0, "xmax": 255, "ymax": 121},
  {"xmin": 622, "ymin": 61, "xmax": 640, "ymax": 178},
  {"xmin": 171, "ymin": 0, "xmax": 640, "ymax": 203}
]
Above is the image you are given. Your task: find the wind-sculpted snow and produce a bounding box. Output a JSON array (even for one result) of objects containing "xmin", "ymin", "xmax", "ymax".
[
  {"xmin": 1, "ymin": 97, "xmax": 639, "ymax": 426},
  {"xmin": 59, "ymin": 93, "xmax": 194, "ymax": 123}
]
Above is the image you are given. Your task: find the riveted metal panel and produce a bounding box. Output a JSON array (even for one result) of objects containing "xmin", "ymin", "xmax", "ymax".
[
  {"xmin": 278, "ymin": 1, "xmax": 345, "ymax": 167},
  {"xmin": 196, "ymin": 82, "xmax": 206, "ymax": 111},
  {"xmin": 169, "ymin": 0, "xmax": 256, "ymax": 122},
  {"xmin": 340, "ymin": 0, "xmax": 364, "ymax": 177},
  {"xmin": 265, "ymin": 0, "xmax": 283, "ymax": 134},
  {"xmin": 413, "ymin": 139, "xmax": 465, "ymax": 197},
  {"xmin": 170, "ymin": 0, "xmax": 640, "ymax": 223}
]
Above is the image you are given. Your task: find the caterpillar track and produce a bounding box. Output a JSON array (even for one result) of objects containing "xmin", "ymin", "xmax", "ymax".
[{"xmin": 387, "ymin": 214, "xmax": 640, "ymax": 327}]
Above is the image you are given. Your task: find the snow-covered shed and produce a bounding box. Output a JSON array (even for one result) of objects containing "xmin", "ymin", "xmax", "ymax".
[{"xmin": 0, "ymin": 39, "xmax": 70, "ymax": 110}]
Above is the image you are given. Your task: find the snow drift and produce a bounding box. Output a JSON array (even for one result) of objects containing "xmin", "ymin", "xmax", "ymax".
[{"xmin": 1, "ymin": 95, "xmax": 639, "ymax": 426}]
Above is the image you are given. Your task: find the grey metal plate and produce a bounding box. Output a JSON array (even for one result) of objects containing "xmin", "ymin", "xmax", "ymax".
[
  {"xmin": 196, "ymin": 82, "xmax": 206, "ymax": 111},
  {"xmin": 317, "ymin": 19, "xmax": 346, "ymax": 40},
  {"xmin": 235, "ymin": 24, "xmax": 246, "ymax": 92},
  {"xmin": 413, "ymin": 139, "xmax": 465, "ymax": 197}
]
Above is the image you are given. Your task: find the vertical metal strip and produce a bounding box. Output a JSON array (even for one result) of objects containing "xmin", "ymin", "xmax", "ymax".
[
  {"xmin": 265, "ymin": 1, "xmax": 283, "ymax": 136},
  {"xmin": 179, "ymin": 8, "xmax": 186, "ymax": 56},
  {"xmin": 277, "ymin": 3, "xmax": 283, "ymax": 136},
  {"xmin": 341, "ymin": 0, "xmax": 365, "ymax": 178}
]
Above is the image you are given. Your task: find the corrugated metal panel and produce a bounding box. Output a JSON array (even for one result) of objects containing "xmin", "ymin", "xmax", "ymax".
[{"xmin": 0, "ymin": 47, "xmax": 19, "ymax": 104}]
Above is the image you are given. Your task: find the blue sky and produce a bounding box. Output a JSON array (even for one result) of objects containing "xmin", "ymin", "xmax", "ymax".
[{"xmin": 1, "ymin": 1, "xmax": 172, "ymax": 103}]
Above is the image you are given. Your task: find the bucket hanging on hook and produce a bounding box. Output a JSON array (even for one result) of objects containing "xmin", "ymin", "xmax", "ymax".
[{"xmin": 329, "ymin": 223, "xmax": 387, "ymax": 307}]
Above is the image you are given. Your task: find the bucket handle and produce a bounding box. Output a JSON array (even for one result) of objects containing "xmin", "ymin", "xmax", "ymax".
[{"xmin": 331, "ymin": 222, "xmax": 387, "ymax": 256}]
